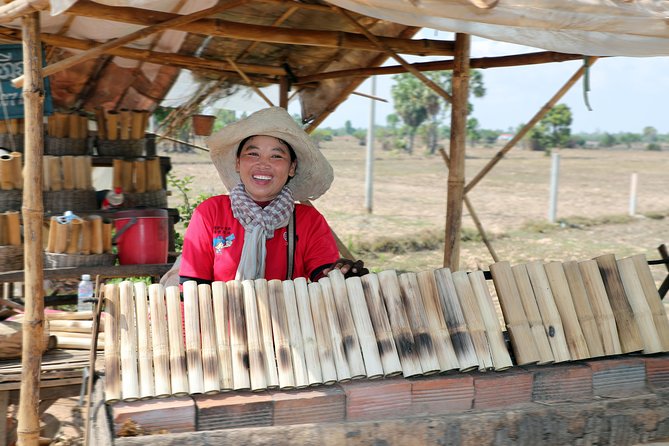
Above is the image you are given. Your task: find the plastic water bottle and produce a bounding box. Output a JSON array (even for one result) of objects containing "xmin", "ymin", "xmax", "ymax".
[{"xmin": 77, "ymin": 274, "xmax": 94, "ymax": 312}]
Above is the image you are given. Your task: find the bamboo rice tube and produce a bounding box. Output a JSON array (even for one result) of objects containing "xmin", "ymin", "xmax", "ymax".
[
  {"xmin": 105, "ymin": 110, "xmax": 119, "ymax": 141},
  {"xmin": 241, "ymin": 279, "xmax": 267, "ymax": 391},
  {"xmin": 139, "ymin": 110, "xmax": 150, "ymax": 137},
  {"xmin": 165, "ymin": 285, "xmax": 188, "ymax": 395},
  {"xmin": 95, "ymin": 107, "xmax": 106, "ymax": 140},
  {"xmin": 65, "ymin": 218, "xmax": 82, "ymax": 254},
  {"xmin": 88, "ymin": 215, "xmax": 103, "ymax": 255},
  {"xmin": 227, "ymin": 280, "xmax": 250, "ymax": 390},
  {"xmin": 82, "ymin": 156, "xmax": 93, "ymax": 190},
  {"xmin": 133, "ymin": 282, "xmax": 154, "ymax": 399},
  {"xmin": 9, "ymin": 152, "xmax": 21, "ymax": 190},
  {"xmin": 5, "ymin": 211, "xmax": 20, "ymax": 246},
  {"xmin": 617, "ymin": 257, "xmax": 662, "ymax": 354},
  {"xmin": 318, "ymin": 277, "xmax": 352, "ymax": 382},
  {"xmin": 133, "ymin": 159, "xmax": 146, "ymax": 194},
  {"xmin": 131, "ymin": 110, "xmax": 145, "ymax": 140},
  {"xmin": 254, "ymin": 279, "xmax": 279, "ymax": 389},
  {"xmin": 198, "ymin": 283, "xmax": 221, "ymax": 394},
  {"xmin": 377, "ymin": 270, "xmax": 423, "ymax": 376},
  {"xmin": 46, "ymin": 216, "xmax": 58, "ymax": 253},
  {"xmin": 121, "ymin": 160, "xmax": 133, "ymax": 193},
  {"xmin": 212, "ymin": 281, "xmax": 233, "ymax": 391},
  {"xmin": 451, "ymin": 271, "xmax": 494, "ymax": 370},
  {"xmin": 102, "ymin": 219, "xmax": 113, "ymax": 253},
  {"xmin": 119, "ymin": 109, "xmax": 131, "ymax": 140},
  {"xmin": 578, "ymin": 260, "xmax": 623, "ymax": 355},
  {"xmin": 630, "ymin": 254, "xmax": 669, "ymax": 350},
  {"xmin": 268, "ymin": 279, "xmax": 297, "ymax": 389},
  {"xmin": 73, "ymin": 156, "xmax": 88, "ymax": 190},
  {"xmin": 79, "ymin": 220, "xmax": 91, "ymax": 255},
  {"xmin": 307, "ymin": 282, "xmax": 339, "ymax": 384},
  {"xmin": 60, "ymin": 156, "xmax": 75, "ymax": 190},
  {"xmin": 294, "ymin": 277, "xmax": 324, "ymax": 385},
  {"xmin": 148, "ymin": 284, "xmax": 171, "ymax": 397},
  {"xmin": 468, "ymin": 271, "xmax": 513, "ymax": 371},
  {"xmin": 562, "ymin": 261, "xmax": 605, "ymax": 358},
  {"xmin": 182, "ymin": 281, "xmax": 205, "ymax": 394},
  {"xmin": 0, "ymin": 213, "xmax": 7, "ymax": 246},
  {"xmin": 112, "ymin": 159, "xmax": 124, "ymax": 190},
  {"xmin": 0, "ymin": 120, "xmax": 8, "ymax": 134},
  {"xmin": 53, "ymin": 220, "xmax": 69, "ymax": 254},
  {"xmin": 103, "ymin": 284, "xmax": 121, "ymax": 402},
  {"xmin": 344, "ymin": 276, "xmax": 384, "ymax": 379},
  {"xmin": 594, "ymin": 254, "xmax": 643, "ymax": 353},
  {"xmin": 145, "ymin": 157, "xmax": 162, "ymax": 191},
  {"xmin": 283, "ymin": 279, "xmax": 310, "ymax": 387},
  {"xmin": 47, "ymin": 114, "xmax": 55, "ymax": 136},
  {"xmin": 544, "ymin": 261, "xmax": 590, "ymax": 360},
  {"xmin": 53, "ymin": 112, "xmax": 68, "ymax": 138},
  {"xmin": 414, "ymin": 271, "xmax": 459, "ymax": 372},
  {"xmin": 119, "ymin": 281, "xmax": 139, "ymax": 401},
  {"xmin": 0, "ymin": 154, "xmax": 14, "ymax": 190},
  {"xmin": 42, "ymin": 155, "xmax": 51, "ymax": 191},
  {"xmin": 79, "ymin": 113, "xmax": 89, "ymax": 139},
  {"xmin": 48, "ymin": 156, "xmax": 62, "ymax": 191},
  {"xmin": 7, "ymin": 119, "xmax": 19, "ymax": 135},
  {"xmin": 68, "ymin": 113, "xmax": 80, "ymax": 139},
  {"xmin": 398, "ymin": 272, "xmax": 441, "ymax": 374},
  {"xmin": 326, "ymin": 270, "xmax": 366, "ymax": 379}
]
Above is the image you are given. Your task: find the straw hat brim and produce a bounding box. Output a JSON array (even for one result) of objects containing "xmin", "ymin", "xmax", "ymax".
[{"xmin": 207, "ymin": 107, "xmax": 334, "ymax": 202}]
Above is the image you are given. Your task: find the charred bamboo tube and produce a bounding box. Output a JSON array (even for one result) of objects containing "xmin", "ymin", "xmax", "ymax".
[
  {"xmin": 104, "ymin": 284, "xmax": 121, "ymax": 402},
  {"xmin": 88, "ymin": 215, "xmax": 103, "ymax": 255},
  {"xmin": 294, "ymin": 277, "xmax": 324, "ymax": 385},
  {"xmin": 182, "ymin": 281, "xmax": 204, "ymax": 394},
  {"xmin": 318, "ymin": 277, "xmax": 352, "ymax": 382},
  {"xmin": 46, "ymin": 216, "xmax": 58, "ymax": 253},
  {"xmin": 105, "ymin": 110, "xmax": 119, "ymax": 141},
  {"xmin": 227, "ymin": 280, "xmax": 250, "ymax": 390},
  {"xmin": 242, "ymin": 279, "xmax": 267, "ymax": 391},
  {"xmin": 268, "ymin": 279, "xmax": 297, "ymax": 389},
  {"xmin": 198, "ymin": 283, "xmax": 220, "ymax": 394},
  {"xmin": 133, "ymin": 282, "xmax": 154, "ymax": 399},
  {"xmin": 119, "ymin": 281, "xmax": 139, "ymax": 401},
  {"xmin": 398, "ymin": 272, "xmax": 440, "ymax": 374},
  {"xmin": 53, "ymin": 220, "xmax": 69, "ymax": 254},
  {"xmin": 119, "ymin": 109, "xmax": 131, "ymax": 140},
  {"xmin": 148, "ymin": 284, "xmax": 171, "ymax": 398},
  {"xmin": 5, "ymin": 211, "xmax": 20, "ymax": 246},
  {"xmin": 630, "ymin": 254, "xmax": 669, "ymax": 350},
  {"xmin": 344, "ymin": 276, "xmax": 384, "ymax": 379},
  {"xmin": 133, "ymin": 159, "xmax": 146, "ymax": 193},
  {"xmin": 165, "ymin": 285, "xmax": 188, "ymax": 395},
  {"xmin": 307, "ymin": 281, "xmax": 339, "ymax": 384},
  {"xmin": 0, "ymin": 154, "xmax": 14, "ymax": 190},
  {"xmin": 254, "ymin": 279, "xmax": 279, "ymax": 388},
  {"xmin": 65, "ymin": 218, "xmax": 82, "ymax": 254},
  {"xmin": 283, "ymin": 279, "xmax": 310, "ymax": 387},
  {"xmin": 60, "ymin": 155, "xmax": 74, "ymax": 190},
  {"xmin": 211, "ymin": 281, "xmax": 233, "ymax": 391}
]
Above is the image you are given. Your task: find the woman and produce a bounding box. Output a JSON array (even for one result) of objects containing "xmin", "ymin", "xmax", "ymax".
[{"xmin": 178, "ymin": 107, "xmax": 366, "ymax": 284}]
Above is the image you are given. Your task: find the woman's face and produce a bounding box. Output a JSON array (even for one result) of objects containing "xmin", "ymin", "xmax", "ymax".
[{"xmin": 235, "ymin": 135, "xmax": 297, "ymax": 202}]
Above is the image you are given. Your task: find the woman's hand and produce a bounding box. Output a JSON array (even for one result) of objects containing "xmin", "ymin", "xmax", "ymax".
[{"xmin": 322, "ymin": 258, "xmax": 369, "ymax": 278}]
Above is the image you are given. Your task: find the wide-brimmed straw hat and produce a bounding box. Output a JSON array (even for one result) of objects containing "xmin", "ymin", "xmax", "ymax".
[{"xmin": 207, "ymin": 107, "xmax": 334, "ymax": 202}]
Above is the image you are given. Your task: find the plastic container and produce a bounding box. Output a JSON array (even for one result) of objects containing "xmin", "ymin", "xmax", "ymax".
[
  {"xmin": 113, "ymin": 208, "xmax": 168, "ymax": 265},
  {"xmin": 77, "ymin": 274, "xmax": 94, "ymax": 312}
]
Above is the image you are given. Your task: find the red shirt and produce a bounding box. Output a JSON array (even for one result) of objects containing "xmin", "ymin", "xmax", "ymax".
[{"xmin": 179, "ymin": 195, "xmax": 339, "ymax": 282}]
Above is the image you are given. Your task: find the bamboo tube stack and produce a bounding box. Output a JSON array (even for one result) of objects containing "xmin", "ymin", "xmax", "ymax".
[
  {"xmin": 45, "ymin": 214, "xmax": 113, "ymax": 255},
  {"xmin": 111, "ymin": 157, "xmax": 162, "ymax": 193},
  {"xmin": 0, "ymin": 151, "xmax": 23, "ymax": 190},
  {"xmin": 0, "ymin": 211, "xmax": 22, "ymax": 246},
  {"xmin": 11, "ymin": 310, "xmax": 104, "ymax": 351},
  {"xmin": 42, "ymin": 155, "xmax": 93, "ymax": 191},
  {"xmin": 96, "ymin": 109, "xmax": 149, "ymax": 141},
  {"xmin": 46, "ymin": 112, "xmax": 88, "ymax": 139}
]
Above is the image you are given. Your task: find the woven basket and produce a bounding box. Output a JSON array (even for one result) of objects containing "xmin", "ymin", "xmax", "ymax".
[
  {"xmin": 44, "ymin": 190, "xmax": 97, "ymax": 214},
  {"xmin": 45, "ymin": 136, "xmax": 88, "ymax": 156},
  {"xmin": 0, "ymin": 189, "xmax": 22, "ymax": 212},
  {"xmin": 124, "ymin": 190, "xmax": 168, "ymax": 208},
  {"xmin": 0, "ymin": 245, "xmax": 23, "ymax": 272},
  {"xmin": 44, "ymin": 252, "xmax": 116, "ymax": 268},
  {"xmin": 0, "ymin": 134, "xmax": 24, "ymax": 152},
  {"xmin": 96, "ymin": 138, "xmax": 145, "ymax": 157}
]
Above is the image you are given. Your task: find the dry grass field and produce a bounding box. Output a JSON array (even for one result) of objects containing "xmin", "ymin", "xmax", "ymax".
[{"xmin": 165, "ymin": 136, "xmax": 669, "ymax": 283}]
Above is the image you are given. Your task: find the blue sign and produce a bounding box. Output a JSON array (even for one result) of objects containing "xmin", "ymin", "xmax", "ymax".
[{"xmin": 0, "ymin": 44, "xmax": 53, "ymax": 119}]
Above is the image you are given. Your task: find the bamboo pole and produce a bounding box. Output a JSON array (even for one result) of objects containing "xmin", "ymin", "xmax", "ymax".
[{"xmin": 17, "ymin": 12, "xmax": 45, "ymax": 445}]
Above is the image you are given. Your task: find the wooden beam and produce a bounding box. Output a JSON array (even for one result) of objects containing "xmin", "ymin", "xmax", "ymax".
[
  {"xmin": 12, "ymin": 0, "xmax": 246, "ymax": 87},
  {"xmin": 65, "ymin": 0, "xmax": 455, "ymax": 56},
  {"xmin": 0, "ymin": 0, "xmax": 49, "ymax": 25},
  {"xmin": 226, "ymin": 57, "xmax": 275, "ymax": 106}
]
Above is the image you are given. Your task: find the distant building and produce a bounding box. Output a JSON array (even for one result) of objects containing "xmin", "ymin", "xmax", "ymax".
[{"xmin": 496, "ymin": 133, "xmax": 515, "ymax": 143}]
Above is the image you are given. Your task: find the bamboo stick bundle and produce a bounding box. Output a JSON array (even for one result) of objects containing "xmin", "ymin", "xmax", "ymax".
[
  {"xmin": 119, "ymin": 109, "xmax": 132, "ymax": 140},
  {"xmin": 67, "ymin": 113, "xmax": 80, "ymax": 139},
  {"xmin": 121, "ymin": 159, "xmax": 134, "ymax": 193},
  {"xmin": 468, "ymin": 271, "xmax": 513, "ymax": 371},
  {"xmin": 241, "ymin": 279, "xmax": 267, "ymax": 391},
  {"xmin": 65, "ymin": 218, "xmax": 82, "ymax": 254},
  {"xmin": 95, "ymin": 107, "xmax": 107, "ymax": 140},
  {"xmin": 131, "ymin": 110, "xmax": 145, "ymax": 140},
  {"xmin": 397, "ymin": 272, "xmax": 441, "ymax": 374},
  {"xmin": 326, "ymin": 269, "xmax": 366, "ymax": 379},
  {"xmin": 48, "ymin": 156, "xmax": 62, "ymax": 191},
  {"xmin": 317, "ymin": 277, "xmax": 352, "ymax": 382},
  {"xmin": 226, "ymin": 280, "xmax": 250, "ymax": 390},
  {"xmin": 211, "ymin": 281, "xmax": 233, "ymax": 391},
  {"xmin": 578, "ymin": 260, "xmax": 623, "ymax": 355},
  {"xmin": 489, "ymin": 261, "xmax": 541, "ymax": 365},
  {"xmin": 616, "ymin": 257, "xmax": 663, "ymax": 354},
  {"xmin": 267, "ymin": 279, "xmax": 297, "ymax": 388},
  {"xmin": 105, "ymin": 110, "xmax": 119, "ymax": 141},
  {"xmin": 198, "ymin": 283, "xmax": 221, "ymax": 394},
  {"xmin": 307, "ymin": 281, "xmax": 339, "ymax": 384},
  {"xmin": 630, "ymin": 254, "xmax": 669, "ymax": 350},
  {"xmin": 254, "ymin": 279, "xmax": 279, "ymax": 388},
  {"xmin": 433, "ymin": 268, "xmax": 479, "ymax": 371},
  {"xmin": 148, "ymin": 283, "xmax": 171, "ymax": 398},
  {"xmin": 182, "ymin": 281, "xmax": 205, "ymax": 394},
  {"xmin": 294, "ymin": 277, "xmax": 324, "ymax": 385},
  {"xmin": 46, "ymin": 216, "xmax": 58, "ymax": 253},
  {"xmin": 104, "ymin": 283, "xmax": 121, "ymax": 402},
  {"xmin": 145, "ymin": 157, "xmax": 162, "ymax": 191},
  {"xmin": 282, "ymin": 279, "xmax": 310, "ymax": 387},
  {"xmin": 377, "ymin": 270, "xmax": 423, "ymax": 377},
  {"xmin": 344, "ymin": 276, "xmax": 384, "ymax": 379},
  {"xmin": 543, "ymin": 261, "xmax": 590, "ymax": 360},
  {"xmin": 119, "ymin": 281, "xmax": 139, "ymax": 401},
  {"xmin": 60, "ymin": 156, "xmax": 75, "ymax": 190},
  {"xmin": 10, "ymin": 152, "xmax": 21, "ymax": 190},
  {"xmin": 165, "ymin": 285, "xmax": 189, "ymax": 395},
  {"xmin": 133, "ymin": 282, "xmax": 154, "ymax": 399},
  {"xmin": 53, "ymin": 220, "xmax": 69, "ymax": 254},
  {"xmin": 102, "ymin": 219, "xmax": 113, "ymax": 253},
  {"xmin": 0, "ymin": 154, "xmax": 14, "ymax": 190},
  {"xmin": 562, "ymin": 261, "xmax": 605, "ymax": 358},
  {"xmin": 451, "ymin": 271, "xmax": 494, "ymax": 370},
  {"xmin": 594, "ymin": 254, "xmax": 643, "ymax": 353},
  {"xmin": 360, "ymin": 274, "xmax": 403, "ymax": 377},
  {"xmin": 88, "ymin": 215, "xmax": 103, "ymax": 255},
  {"xmin": 133, "ymin": 159, "xmax": 146, "ymax": 193},
  {"xmin": 80, "ymin": 220, "xmax": 91, "ymax": 255},
  {"xmin": 5, "ymin": 211, "xmax": 20, "ymax": 246}
]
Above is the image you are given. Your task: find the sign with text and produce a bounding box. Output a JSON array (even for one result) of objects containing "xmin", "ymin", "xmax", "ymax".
[{"xmin": 0, "ymin": 44, "xmax": 53, "ymax": 119}]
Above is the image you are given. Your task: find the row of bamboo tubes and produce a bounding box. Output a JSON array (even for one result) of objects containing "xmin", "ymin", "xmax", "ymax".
[
  {"xmin": 112, "ymin": 157, "xmax": 163, "ymax": 193},
  {"xmin": 46, "ymin": 112, "xmax": 89, "ymax": 139},
  {"xmin": 96, "ymin": 108, "xmax": 149, "ymax": 141},
  {"xmin": 43, "ymin": 155, "xmax": 93, "ymax": 191},
  {"xmin": 0, "ymin": 118, "xmax": 24, "ymax": 135},
  {"xmin": 0, "ymin": 211, "xmax": 21, "ymax": 246},
  {"xmin": 0, "ymin": 152, "xmax": 22, "ymax": 190},
  {"xmin": 46, "ymin": 214, "xmax": 113, "ymax": 255}
]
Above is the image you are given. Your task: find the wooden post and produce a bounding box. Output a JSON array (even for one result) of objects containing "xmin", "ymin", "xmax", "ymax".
[
  {"xmin": 279, "ymin": 76, "xmax": 289, "ymax": 110},
  {"xmin": 443, "ymin": 33, "xmax": 470, "ymax": 270},
  {"xmin": 17, "ymin": 11, "xmax": 45, "ymax": 446}
]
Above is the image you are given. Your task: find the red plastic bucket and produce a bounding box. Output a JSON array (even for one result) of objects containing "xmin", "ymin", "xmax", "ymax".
[{"xmin": 113, "ymin": 208, "xmax": 168, "ymax": 265}]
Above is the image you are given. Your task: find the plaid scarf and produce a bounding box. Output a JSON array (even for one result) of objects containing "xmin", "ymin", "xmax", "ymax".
[{"xmin": 230, "ymin": 183, "xmax": 294, "ymax": 280}]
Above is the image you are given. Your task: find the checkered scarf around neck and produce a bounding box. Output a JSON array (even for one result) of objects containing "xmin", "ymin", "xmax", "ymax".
[{"xmin": 230, "ymin": 182, "xmax": 295, "ymax": 280}]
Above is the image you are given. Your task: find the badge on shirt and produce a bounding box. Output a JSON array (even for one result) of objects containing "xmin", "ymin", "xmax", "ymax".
[{"xmin": 213, "ymin": 234, "xmax": 235, "ymax": 254}]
